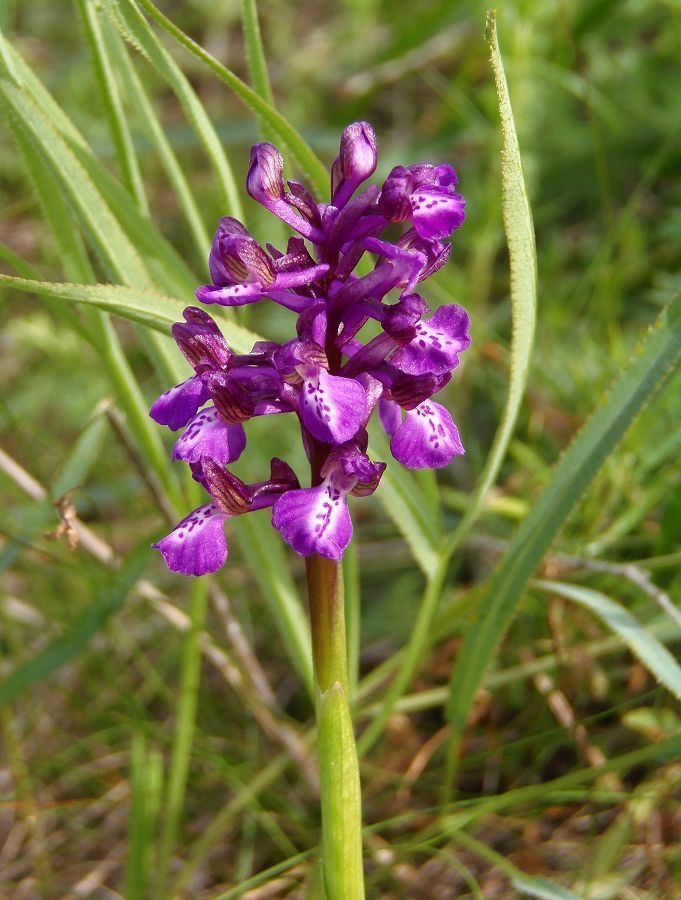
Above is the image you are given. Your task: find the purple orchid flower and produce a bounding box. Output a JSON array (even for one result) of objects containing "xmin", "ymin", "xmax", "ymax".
[{"xmin": 150, "ymin": 122, "xmax": 470, "ymax": 574}]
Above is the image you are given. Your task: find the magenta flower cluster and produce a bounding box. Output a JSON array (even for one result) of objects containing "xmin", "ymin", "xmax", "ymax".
[{"xmin": 150, "ymin": 122, "xmax": 470, "ymax": 575}]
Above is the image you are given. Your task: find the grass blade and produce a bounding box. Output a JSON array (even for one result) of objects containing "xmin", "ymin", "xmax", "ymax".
[
  {"xmin": 156, "ymin": 576, "xmax": 209, "ymax": 899},
  {"xmin": 240, "ymin": 0, "xmax": 274, "ymax": 108},
  {"xmin": 76, "ymin": 0, "xmax": 149, "ymax": 215},
  {"xmin": 134, "ymin": 0, "xmax": 329, "ymax": 197},
  {"xmin": 443, "ymin": 10, "xmax": 537, "ymax": 558},
  {"xmin": 0, "ymin": 275, "xmax": 262, "ymax": 354},
  {"xmin": 534, "ymin": 580, "xmax": 681, "ymax": 701},
  {"xmin": 103, "ymin": 22, "xmax": 211, "ymax": 260},
  {"xmin": 445, "ymin": 288, "xmax": 681, "ymax": 778},
  {"xmin": 105, "ymin": 0, "xmax": 243, "ymax": 220},
  {"xmin": 126, "ymin": 734, "xmax": 163, "ymax": 900}
]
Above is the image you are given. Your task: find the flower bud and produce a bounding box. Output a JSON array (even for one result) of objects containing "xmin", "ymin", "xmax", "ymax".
[
  {"xmin": 247, "ymin": 142, "xmax": 285, "ymax": 202},
  {"xmin": 340, "ymin": 122, "xmax": 377, "ymax": 182}
]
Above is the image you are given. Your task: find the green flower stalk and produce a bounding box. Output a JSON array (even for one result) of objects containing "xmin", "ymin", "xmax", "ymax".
[{"xmin": 307, "ymin": 555, "xmax": 364, "ymax": 898}]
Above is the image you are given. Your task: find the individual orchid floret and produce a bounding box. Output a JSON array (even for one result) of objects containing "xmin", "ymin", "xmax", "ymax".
[
  {"xmin": 197, "ymin": 269, "xmax": 329, "ymax": 311},
  {"xmin": 155, "ymin": 458, "xmax": 299, "ymax": 576},
  {"xmin": 397, "ymin": 228, "xmax": 452, "ymax": 281},
  {"xmin": 151, "ymin": 121, "xmax": 471, "ymax": 575},
  {"xmin": 150, "ymin": 306, "xmax": 231, "ymax": 430},
  {"xmin": 208, "ymin": 218, "xmax": 276, "ymax": 288},
  {"xmin": 247, "ymin": 143, "xmax": 324, "ymax": 241},
  {"xmin": 272, "ymin": 444, "xmax": 385, "ymax": 560},
  {"xmin": 379, "ymin": 163, "xmax": 466, "ymax": 240},
  {"xmin": 274, "ymin": 340, "xmax": 367, "ymax": 443}
]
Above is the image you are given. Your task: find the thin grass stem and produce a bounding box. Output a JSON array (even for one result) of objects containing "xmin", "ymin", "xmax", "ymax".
[{"xmin": 155, "ymin": 576, "xmax": 209, "ymax": 898}]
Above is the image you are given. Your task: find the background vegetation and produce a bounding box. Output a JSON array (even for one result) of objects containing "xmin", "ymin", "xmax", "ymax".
[{"xmin": 1, "ymin": 0, "xmax": 680, "ymax": 896}]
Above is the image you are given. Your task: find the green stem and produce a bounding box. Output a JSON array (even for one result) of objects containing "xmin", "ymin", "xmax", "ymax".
[{"xmin": 306, "ymin": 555, "xmax": 365, "ymax": 900}]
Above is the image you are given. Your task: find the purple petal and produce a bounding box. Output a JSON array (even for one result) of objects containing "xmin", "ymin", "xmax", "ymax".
[
  {"xmin": 390, "ymin": 400, "xmax": 464, "ymax": 469},
  {"xmin": 272, "ymin": 483, "xmax": 352, "ymax": 560},
  {"xmin": 196, "ymin": 282, "xmax": 264, "ymax": 307},
  {"xmin": 153, "ymin": 503, "xmax": 228, "ymax": 575},
  {"xmin": 299, "ymin": 368, "xmax": 367, "ymax": 443},
  {"xmin": 393, "ymin": 304, "xmax": 470, "ymax": 376},
  {"xmin": 172, "ymin": 405, "xmax": 246, "ymax": 465},
  {"xmin": 378, "ymin": 397, "xmax": 401, "ymax": 436},
  {"xmin": 409, "ymin": 189, "xmax": 466, "ymax": 241},
  {"xmin": 149, "ymin": 375, "xmax": 210, "ymax": 430}
]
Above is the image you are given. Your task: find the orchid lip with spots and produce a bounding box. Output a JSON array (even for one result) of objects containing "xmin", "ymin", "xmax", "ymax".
[{"xmin": 150, "ymin": 122, "xmax": 470, "ymax": 575}]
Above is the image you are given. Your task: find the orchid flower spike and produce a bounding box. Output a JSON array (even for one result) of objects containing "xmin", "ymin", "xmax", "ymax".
[{"xmin": 151, "ymin": 121, "xmax": 470, "ymax": 575}]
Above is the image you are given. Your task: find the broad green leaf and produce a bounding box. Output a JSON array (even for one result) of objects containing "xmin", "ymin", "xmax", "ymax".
[
  {"xmin": 134, "ymin": 0, "xmax": 329, "ymax": 198},
  {"xmin": 1, "ymin": 120, "xmax": 93, "ymax": 340},
  {"xmin": 0, "ymin": 275, "xmax": 262, "ymax": 354},
  {"xmin": 0, "ymin": 550, "xmax": 149, "ymax": 706},
  {"xmin": 104, "ymin": 0, "xmax": 243, "ymax": 219},
  {"xmin": 443, "ymin": 10, "xmax": 537, "ymax": 559},
  {"xmin": 236, "ymin": 516, "xmax": 314, "ymax": 697},
  {"xmin": 446, "ymin": 288, "xmax": 681, "ymax": 752},
  {"xmin": 0, "ymin": 78, "xmax": 150, "ymax": 287},
  {"xmin": 0, "ymin": 67, "xmax": 188, "ymax": 384},
  {"xmin": 1, "ymin": 96, "xmax": 181, "ymax": 502},
  {"xmin": 535, "ymin": 580, "xmax": 681, "ymax": 701}
]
